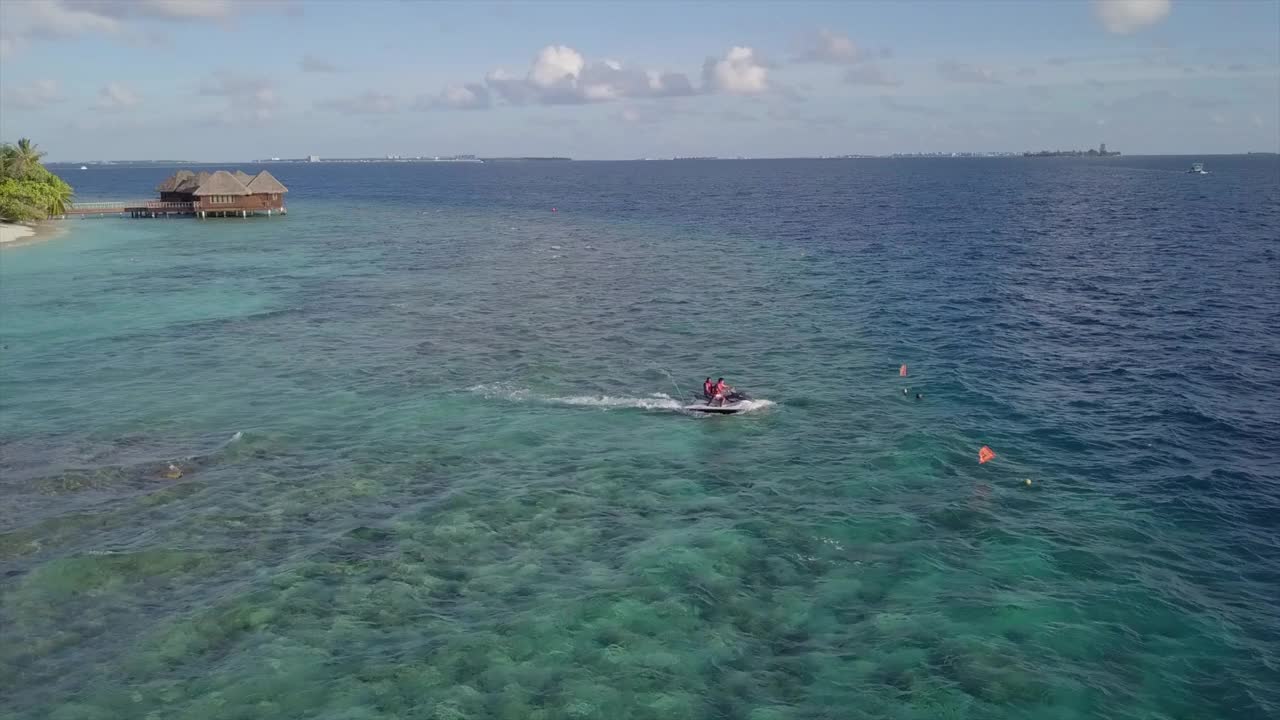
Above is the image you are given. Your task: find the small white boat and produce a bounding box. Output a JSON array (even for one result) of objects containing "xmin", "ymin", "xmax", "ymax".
[
  {"xmin": 79, "ymin": 165, "xmax": 88, "ymax": 170},
  {"xmin": 1187, "ymin": 162, "xmax": 1208, "ymax": 174}
]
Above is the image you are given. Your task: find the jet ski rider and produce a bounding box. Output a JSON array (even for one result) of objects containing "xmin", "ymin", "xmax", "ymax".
[{"xmin": 713, "ymin": 377, "xmax": 734, "ymax": 406}]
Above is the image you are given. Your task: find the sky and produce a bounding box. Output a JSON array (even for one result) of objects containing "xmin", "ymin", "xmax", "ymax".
[{"xmin": 1, "ymin": 0, "xmax": 1278, "ymax": 160}]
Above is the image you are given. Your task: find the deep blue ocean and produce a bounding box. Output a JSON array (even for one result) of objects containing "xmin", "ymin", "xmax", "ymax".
[{"xmin": 2, "ymin": 156, "xmax": 1278, "ymax": 719}]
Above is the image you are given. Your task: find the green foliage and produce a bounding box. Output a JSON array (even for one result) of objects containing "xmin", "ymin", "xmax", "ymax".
[
  {"xmin": 0, "ymin": 175, "xmax": 74, "ymax": 221},
  {"xmin": 0, "ymin": 137, "xmax": 74, "ymax": 221}
]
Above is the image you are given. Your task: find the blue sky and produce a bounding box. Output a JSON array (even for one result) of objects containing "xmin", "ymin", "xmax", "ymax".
[{"xmin": 1, "ymin": 0, "xmax": 1277, "ymax": 160}]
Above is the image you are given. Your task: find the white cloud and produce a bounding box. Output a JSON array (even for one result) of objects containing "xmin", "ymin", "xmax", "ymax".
[
  {"xmin": 646, "ymin": 70, "xmax": 696, "ymax": 96},
  {"xmin": 62, "ymin": 0, "xmax": 247, "ymax": 21},
  {"xmin": 441, "ymin": 84, "xmax": 490, "ymax": 110},
  {"xmin": 132, "ymin": 0, "xmax": 237, "ymax": 20},
  {"xmin": 843, "ymin": 65, "xmax": 902, "ymax": 87},
  {"xmin": 703, "ymin": 46, "xmax": 769, "ymax": 94},
  {"xmin": 474, "ymin": 44, "xmax": 696, "ymax": 106},
  {"xmin": 1094, "ymin": 0, "xmax": 1172, "ymax": 35},
  {"xmin": 484, "ymin": 68, "xmax": 536, "ymax": 104},
  {"xmin": 5, "ymin": 79, "xmax": 65, "ymax": 110},
  {"xmin": 528, "ymin": 45, "xmax": 585, "ymax": 89},
  {"xmin": 95, "ymin": 82, "xmax": 140, "ymax": 110},
  {"xmin": 937, "ymin": 61, "xmax": 1001, "ymax": 84},
  {"xmin": 316, "ymin": 91, "xmax": 398, "ymax": 115},
  {"xmin": 418, "ymin": 83, "xmax": 491, "ymax": 111},
  {"xmin": 428, "ymin": 43, "xmax": 776, "ymax": 112},
  {"xmin": 5, "ymin": 1, "xmax": 120, "ymax": 41},
  {"xmin": 301, "ymin": 53, "xmax": 339, "ymax": 73},
  {"xmin": 0, "ymin": 0, "xmax": 282, "ymax": 56},
  {"xmin": 796, "ymin": 29, "xmax": 862, "ymax": 64}
]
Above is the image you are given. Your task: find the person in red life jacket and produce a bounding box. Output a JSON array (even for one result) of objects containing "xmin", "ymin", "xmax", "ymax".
[
  {"xmin": 703, "ymin": 377, "xmax": 715, "ymax": 402},
  {"xmin": 713, "ymin": 377, "xmax": 734, "ymax": 406}
]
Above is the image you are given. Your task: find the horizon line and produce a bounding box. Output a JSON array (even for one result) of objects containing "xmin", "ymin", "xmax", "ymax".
[{"xmin": 45, "ymin": 151, "xmax": 1280, "ymax": 164}]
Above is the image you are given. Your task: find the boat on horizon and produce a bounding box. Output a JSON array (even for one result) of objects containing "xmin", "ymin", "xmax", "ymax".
[
  {"xmin": 1187, "ymin": 162, "xmax": 1209, "ymax": 174},
  {"xmin": 79, "ymin": 165, "xmax": 88, "ymax": 170}
]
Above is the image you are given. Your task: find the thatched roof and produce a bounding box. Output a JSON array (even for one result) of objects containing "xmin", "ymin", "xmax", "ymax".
[
  {"xmin": 244, "ymin": 170, "xmax": 288, "ymax": 194},
  {"xmin": 175, "ymin": 171, "xmax": 211, "ymax": 194},
  {"xmin": 156, "ymin": 168, "xmax": 284, "ymax": 196},
  {"xmin": 192, "ymin": 170, "xmax": 250, "ymax": 196},
  {"xmin": 156, "ymin": 170, "xmax": 195, "ymax": 193}
]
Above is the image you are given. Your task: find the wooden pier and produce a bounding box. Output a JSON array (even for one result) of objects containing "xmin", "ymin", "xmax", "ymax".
[
  {"xmin": 64, "ymin": 201, "xmax": 286, "ymax": 218},
  {"xmin": 64, "ymin": 169, "xmax": 289, "ymax": 219}
]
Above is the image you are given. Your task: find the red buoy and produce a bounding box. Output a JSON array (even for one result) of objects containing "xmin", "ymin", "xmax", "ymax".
[{"xmin": 978, "ymin": 446, "xmax": 996, "ymax": 464}]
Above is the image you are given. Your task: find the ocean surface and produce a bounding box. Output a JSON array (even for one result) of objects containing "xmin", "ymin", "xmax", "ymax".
[{"xmin": 2, "ymin": 156, "xmax": 1278, "ymax": 720}]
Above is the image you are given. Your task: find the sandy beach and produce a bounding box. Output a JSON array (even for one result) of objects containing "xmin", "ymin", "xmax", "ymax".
[
  {"xmin": 0, "ymin": 222, "xmax": 37, "ymax": 244},
  {"xmin": 0, "ymin": 221, "xmax": 66, "ymax": 247}
]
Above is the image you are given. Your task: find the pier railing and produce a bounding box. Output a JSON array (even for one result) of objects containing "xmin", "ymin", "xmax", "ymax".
[
  {"xmin": 66, "ymin": 201, "xmax": 196, "ymax": 215},
  {"xmin": 62, "ymin": 199, "xmax": 283, "ymax": 218}
]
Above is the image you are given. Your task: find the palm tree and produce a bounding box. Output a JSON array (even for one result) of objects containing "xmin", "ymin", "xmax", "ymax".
[
  {"xmin": 11, "ymin": 138, "xmax": 45, "ymax": 179},
  {"xmin": 0, "ymin": 138, "xmax": 73, "ymax": 220},
  {"xmin": 43, "ymin": 174, "xmax": 73, "ymax": 217},
  {"xmin": 0, "ymin": 144, "xmax": 14, "ymax": 180}
]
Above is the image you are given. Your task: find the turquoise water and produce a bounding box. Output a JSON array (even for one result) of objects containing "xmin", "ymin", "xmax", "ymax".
[{"xmin": 2, "ymin": 158, "xmax": 1278, "ymax": 719}]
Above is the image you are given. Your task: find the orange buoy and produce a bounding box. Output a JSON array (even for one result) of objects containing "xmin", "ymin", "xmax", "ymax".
[{"xmin": 978, "ymin": 446, "xmax": 996, "ymax": 464}]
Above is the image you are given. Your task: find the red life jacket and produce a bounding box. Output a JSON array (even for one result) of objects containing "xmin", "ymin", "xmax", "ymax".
[{"xmin": 716, "ymin": 381, "xmax": 728, "ymax": 395}]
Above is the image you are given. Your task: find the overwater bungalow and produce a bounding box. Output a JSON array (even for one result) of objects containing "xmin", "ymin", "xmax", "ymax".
[{"xmin": 151, "ymin": 169, "xmax": 288, "ymax": 217}]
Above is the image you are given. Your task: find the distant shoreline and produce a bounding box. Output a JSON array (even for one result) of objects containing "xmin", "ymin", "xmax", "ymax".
[{"xmin": 45, "ymin": 152, "xmax": 1277, "ymax": 166}]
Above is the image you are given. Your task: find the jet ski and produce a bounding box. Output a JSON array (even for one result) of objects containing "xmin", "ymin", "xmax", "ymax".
[{"xmin": 685, "ymin": 389, "xmax": 752, "ymax": 414}]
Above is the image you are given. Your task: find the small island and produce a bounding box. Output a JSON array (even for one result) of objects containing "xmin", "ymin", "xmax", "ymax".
[{"xmin": 1024, "ymin": 143, "xmax": 1120, "ymax": 157}]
